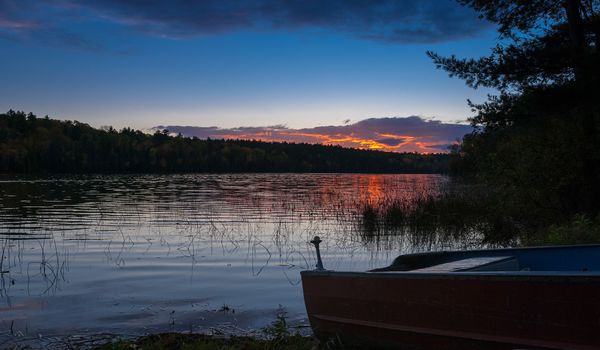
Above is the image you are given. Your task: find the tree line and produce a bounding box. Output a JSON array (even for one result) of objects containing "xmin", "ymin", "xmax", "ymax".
[{"xmin": 0, "ymin": 110, "xmax": 449, "ymax": 174}]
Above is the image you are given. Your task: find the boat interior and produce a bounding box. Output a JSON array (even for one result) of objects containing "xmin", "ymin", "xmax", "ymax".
[{"xmin": 370, "ymin": 244, "xmax": 600, "ymax": 273}]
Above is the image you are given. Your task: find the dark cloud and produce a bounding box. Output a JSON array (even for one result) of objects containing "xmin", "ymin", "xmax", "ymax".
[
  {"xmin": 376, "ymin": 138, "xmax": 407, "ymax": 147},
  {"xmin": 156, "ymin": 116, "xmax": 472, "ymax": 153},
  {"xmin": 0, "ymin": 0, "xmax": 108, "ymax": 51},
  {"xmin": 0, "ymin": 0, "xmax": 492, "ymax": 49}
]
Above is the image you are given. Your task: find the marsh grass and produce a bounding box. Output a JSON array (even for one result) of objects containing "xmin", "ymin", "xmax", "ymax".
[
  {"xmin": 95, "ymin": 314, "xmax": 318, "ymax": 350},
  {"xmin": 358, "ymin": 186, "xmax": 600, "ymax": 247},
  {"xmin": 357, "ymin": 188, "xmax": 526, "ymax": 247}
]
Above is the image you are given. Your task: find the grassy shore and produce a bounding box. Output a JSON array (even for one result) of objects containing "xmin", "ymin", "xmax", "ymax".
[
  {"xmin": 95, "ymin": 333, "xmax": 318, "ymax": 350},
  {"xmin": 94, "ymin": 315, "xmax": 326, "ymax": 350},
  {"xmin": 358, "ymin": 188, "xmax": 600, "ymax": 246}
]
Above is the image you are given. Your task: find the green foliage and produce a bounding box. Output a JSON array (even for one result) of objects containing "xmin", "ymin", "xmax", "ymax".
[
  {"xmin": 0, "ymin": 110, "xmax": 449, "ymax": 174},
  {"xmin": 526, "ymin": 214, "xmax": 600, "ymax": 245}
]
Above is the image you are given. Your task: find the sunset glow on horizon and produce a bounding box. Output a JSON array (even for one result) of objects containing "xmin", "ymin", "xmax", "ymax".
[
  {"xmin": 159, "ymin": 116, "xmax": 472, "ymax": 153},
  {"xmin": 214, "ymin": 131, "xmax": 442, "ymax": 153}
]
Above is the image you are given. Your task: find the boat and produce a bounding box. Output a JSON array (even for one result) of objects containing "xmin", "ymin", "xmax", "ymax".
[{"xmin": 301, "ymin": 237, "xmax": 600, "ymax": 350}]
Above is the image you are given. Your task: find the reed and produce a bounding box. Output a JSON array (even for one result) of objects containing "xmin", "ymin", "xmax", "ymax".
[
  {"xmin": 356, "ymin": 188, "xmax": 522, "ymax": 247},
  {"xmin": 358, "ymin": 186, "xmax": 600, "ymax": 247}
]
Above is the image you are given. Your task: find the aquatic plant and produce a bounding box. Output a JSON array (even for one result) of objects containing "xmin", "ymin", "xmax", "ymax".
[
  {"xmin": 357, "ymin": 183, "xmax": 600, "ymax": 248},
  {"xmin": 357, "ymin": 187, "xmax": 523, "ymax": 247}
]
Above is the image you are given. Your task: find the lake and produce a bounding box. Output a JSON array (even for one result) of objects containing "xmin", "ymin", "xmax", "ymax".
[{"xmin": 0, "ymin": 173, "xmax": 477, "ymax": 346}]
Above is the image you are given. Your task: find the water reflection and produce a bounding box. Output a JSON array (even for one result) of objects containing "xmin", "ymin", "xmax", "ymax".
[
  {"xmin": 365, "ymin": 175, "xmax": 383, "ymax": 204},
  {"xmin": 0, "ymin": 174, "xmax": 463, "ymax": 344}
]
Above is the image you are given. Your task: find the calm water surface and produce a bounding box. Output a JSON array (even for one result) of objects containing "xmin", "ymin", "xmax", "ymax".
[{"xmin": 0, "ymin": 174, "xmax": 474, "ymax": 345}]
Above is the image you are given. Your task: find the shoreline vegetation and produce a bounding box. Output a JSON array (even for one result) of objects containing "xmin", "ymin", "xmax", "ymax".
[
  {"xmin": 358, "ymin": 187, "xmax": 600, "ymax": 247},
  {"xmin": 95, "ymin": 333, "xmax": 317, "ymax": 350},
  {"xmin": 93, "ymin": 315, "xmax": 321, "ymax": 350},
  {"xmin": 0, "ymin": 111, "xmax": 448, "ymax": 174}
]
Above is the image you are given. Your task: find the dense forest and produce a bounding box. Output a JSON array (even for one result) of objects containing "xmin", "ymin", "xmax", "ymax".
[
  {"xmin": 0, "ymin": 110, "xmax": 449, "ymax": 174},
  {"xmin": 426, "ymin": 0, "xmax": 600, "ymax": 242}
]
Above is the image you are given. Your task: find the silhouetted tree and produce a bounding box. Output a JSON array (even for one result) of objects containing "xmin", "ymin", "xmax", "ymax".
[{"xmin": 429, "ymin": 0, "xmax": 600, "ymax": 231}]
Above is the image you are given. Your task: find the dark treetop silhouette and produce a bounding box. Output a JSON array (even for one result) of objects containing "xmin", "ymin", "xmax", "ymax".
[{"xmin": 427, "ymin": 0, "xmax": 600, "ymax": 233}]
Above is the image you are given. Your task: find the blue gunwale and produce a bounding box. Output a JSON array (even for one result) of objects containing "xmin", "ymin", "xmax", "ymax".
[{"xmin": 303, "ymin": 243, "xmax": 600, "ymax": 277}]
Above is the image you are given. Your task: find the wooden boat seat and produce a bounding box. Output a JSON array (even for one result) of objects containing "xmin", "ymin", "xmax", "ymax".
[{"xmin": 410, "ymin": 256, "xmax": 518, "ymax": 272}]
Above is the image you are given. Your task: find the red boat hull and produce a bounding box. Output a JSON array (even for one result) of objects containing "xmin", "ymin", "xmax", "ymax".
[{"xmin": 301, "ymin": 271, "xmax": 600, "ymax": 349}]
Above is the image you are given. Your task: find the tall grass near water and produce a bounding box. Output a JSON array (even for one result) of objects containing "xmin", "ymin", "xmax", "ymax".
[
  {"xmin": 358, "ymin": 185, "xmax": 600, "ymax": 247},
  {"xmin": 356, "ymin": 187, "xmax": 524, "ymax": 248}
]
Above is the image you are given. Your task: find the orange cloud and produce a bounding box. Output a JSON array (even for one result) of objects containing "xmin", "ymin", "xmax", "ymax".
[{"xmin": 157, "ymin": 116, "xmax": 472, "ymax": 154}]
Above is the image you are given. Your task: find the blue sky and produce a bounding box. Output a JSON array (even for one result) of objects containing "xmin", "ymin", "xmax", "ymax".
[{"xmin": 0, "ymin": 0, "xmax": 497, "ymax": 136}]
